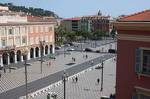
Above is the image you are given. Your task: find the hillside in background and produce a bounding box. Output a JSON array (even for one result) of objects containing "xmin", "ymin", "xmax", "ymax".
[{"xmin": 0, "ymin": 3, "xmax": 59, "ymax": 18}]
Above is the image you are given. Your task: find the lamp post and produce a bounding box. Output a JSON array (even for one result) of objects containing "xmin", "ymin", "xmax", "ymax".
[
  {"xmin": 21, "ymin": 47, "xmax": 29, "ymax": 99},
  {"xmin": 62, "ymin": 70, "xmax": 68, "ymax": 99},
  {"xmin": 40, "ymin": 41, "xmax": 45, "ymax": 74},
  {"xmin": 101, "ymin": 60, "xmax": 104, "ymax": 91}
]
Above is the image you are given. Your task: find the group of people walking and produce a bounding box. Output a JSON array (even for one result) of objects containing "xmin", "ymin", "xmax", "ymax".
[{"xmin": 72, "ymin": 76, "xmax": 78, "ymax": 83}]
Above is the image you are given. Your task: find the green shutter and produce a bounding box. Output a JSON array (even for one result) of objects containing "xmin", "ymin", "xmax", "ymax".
[{"xmin": 135, "ymin": 48, "xmax": 142, "ymax": 73}]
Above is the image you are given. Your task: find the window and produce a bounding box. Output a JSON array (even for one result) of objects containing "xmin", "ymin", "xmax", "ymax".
[
  {"xmin": 36, "ymin": 37, "xmax": 39, "ymax": 44},
  {"xmin": 45, "ymin": 36, "xmax": 48, "ymax": 42},
  {"xmin": 50, "ymin": 35, "xmax": 52, "ymax": 42},
  {"xmin": 8, "ymin": 38, "xmax": 13, "ymax": 46},
  {"xmin": 15, "ymin": 38, "xmax": 21, "ymax": 46},
  {"xmin": 135, "ymin": 48, "xmax": 150, "ymax": 75},
  {"xmin": 45, "ymin": 26, "xmax": 49, "ymax": 32},
  {"xmin": 0, "ymin": 28, "xmax": 6, "ymax": 36},
  {"xmin": 15, "ymin": 27, "xmax": 20, "ymax": 35},
  {"xmin": 30, "ymin": 37, "xmax": 34, "ymax": 45},
  {"xmin": 30, "ymin": 26, "xmax": 33, "ymax": 33},
  {"xmin": 1, "ymin": 40, "xmax": 6, "ymax": 46},
  {"xmin": 22, "ymin": 38, "xmax": 26, "ymax": 44},
  {"xmin": 40, "ymin": 26, "xmax": 43, "ymax": 32},
  {"xmin": 49, "ymin": 27, "xmax": 52, "ymax": 32},
  {"xmin": 8, "ymin": 29, "xmax": 13, "ymax": 35},
  {"xmin": 35, "ymin": 26, "xmax": 38, "ymax": 33}
]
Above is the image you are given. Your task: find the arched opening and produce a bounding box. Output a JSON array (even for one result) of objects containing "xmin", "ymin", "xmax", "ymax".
[
  {"xmin": 2, "ymin": 52, "xmax": 8, "ymax": 65},
  {"xmin": 45, "ymin": 45, "xmax": 48, "ymax": 55},
  {"xmin": 17, "ymin": 50, "xmax": 21, "ymax": 62},
  {"xmin": 9, "ymin": 51, "xmax": 15, "ymax": 63},
  {"xmin": 50, "ymin": 45, "xmax": 53, "ymax": 54},
  {"xmin": 35, "ymin": 47, "xmax": 39, "ymax": 57},
  {"xmin": 30, "ymin": 48, "xmax": 34, "ymax": 58}
]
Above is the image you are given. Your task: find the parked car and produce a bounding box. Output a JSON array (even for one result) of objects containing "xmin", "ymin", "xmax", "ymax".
[
  {"xmin": 64, "ymin": 44, "xmax": 70, "ymax": 47},
  {"xmin": 84, "ymin": 48, "xmax": 94, "ymax": 52},
  {"xmin": 101, "ymin": 96, "xmax": 110, "ymax": 99},
  {"xmin": 55, "ymin": 46, "xmax": 61, "ymax": 50},
  {"xmin": 67, "ymin": 48, "xmax": 75, "ymax": 51},
  {"xmin": 68, "ymin": 42, "xmax": 74, "ymax": 46},
  {"xmin": 108, "ymin": 49, "xmax": 116, "ymax": 53},
  {"xmin": 96, "ymin": 50, "xmax": 101, "ymax": 53}
]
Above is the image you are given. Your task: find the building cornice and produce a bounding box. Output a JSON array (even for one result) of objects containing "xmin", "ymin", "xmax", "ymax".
[
  {"xmin": 0, "ymin": 22, "xmax": 56, "ymax": 26},
  {"xmin": 117, "ymin": 34, "xmax": 150, "ymax": 42},
  {"xmin": 114, "ymin": 22, "xmax": 150, "ymax": 31}
]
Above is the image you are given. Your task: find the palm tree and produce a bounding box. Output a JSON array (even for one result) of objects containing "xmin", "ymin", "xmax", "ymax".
[{"xmin": 55, "ymin": 24, "xmax": 65, "ymax": 45}]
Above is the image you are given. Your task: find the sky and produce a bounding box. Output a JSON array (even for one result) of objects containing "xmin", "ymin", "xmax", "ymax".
[{"xmin": 1, "ymin": 0, "xmax": 150, "ymax": 18}]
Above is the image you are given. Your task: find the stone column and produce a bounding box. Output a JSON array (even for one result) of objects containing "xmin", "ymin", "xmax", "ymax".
[
  {"xmin": 39, "ymin": 48, "xmax": 41, "ymax": 57},
  {"xmin": 34, "ymin": 48, "xmax": 36, "ymax": 58},
  {"xmin": 47, "ymin": 46, "xmax": 50, "ymax": 55},
  {"xmin": 7, "ymin": 54, "xmax": 10, "ymax": 65},
  {"xmin": 15, "ymin": 52, "xmax": 17, "ymax": 63},
  {"xmin": 0, "ymin": 56, "xmax": 3, "ymax": 67},
  {"xmin": 21, "ymin": 55, "xmax": 24, "ymax": 62},
  {"xmin": 28, "ymin": 51, "xmax": 30, "ymax": 60},
  {"xmin": 52, "ymin": 45, "xmax": 55, "ymax": 54},
  {"xmin": 43, "ymin": 46, "xmax": 45, "ymax": 56}
]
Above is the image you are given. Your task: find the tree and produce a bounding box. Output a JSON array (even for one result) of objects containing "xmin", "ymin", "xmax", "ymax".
[
  {"xmin": 110, "ymin": 26, "xmax": 116, "ymax": 39},
  {"xmin": 64, "ymin": 31, "xmax": 77, "ymax": 42},
  {"xmin": 55, "ymin": 24, "xmax": 65, "ymax": 45},
  {"xmin": 92, "ymin": 29, "xmax": 106, "ymax": 40}
]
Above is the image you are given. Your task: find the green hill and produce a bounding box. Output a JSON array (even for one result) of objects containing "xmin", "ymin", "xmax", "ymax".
[{"xmin": 0, "ymin": 3, "xmax": 59, "ymax": 18}]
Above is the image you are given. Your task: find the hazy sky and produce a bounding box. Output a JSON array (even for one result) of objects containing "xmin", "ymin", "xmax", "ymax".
[{"xmin": 1, "ymin": 0, "xmax": 150, "ymax": 18}]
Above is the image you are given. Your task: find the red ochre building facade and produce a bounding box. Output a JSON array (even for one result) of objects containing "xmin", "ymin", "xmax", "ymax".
[
  {"xmin": 0, "ymin": 22, "xmax": 55, "ymax": 67},
  {"xmin": 114, "ymin": 10, "xmax": 150, "ymax": 99}
]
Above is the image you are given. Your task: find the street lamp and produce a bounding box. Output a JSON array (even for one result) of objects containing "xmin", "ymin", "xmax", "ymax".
[
  {"xmin": 21, "ymin": 47, "xmax": 29, "ymax": 99},
  {"xmin": 100, "ymin": 59, "xmax": 104, "ymax": 91},
  {"xmin": 40, "ymin": 40, "xmax": 45, "ymax": 74},
  {"xmin": 62, "ymin": 70, "xmax": 68, "ymax": 99}
]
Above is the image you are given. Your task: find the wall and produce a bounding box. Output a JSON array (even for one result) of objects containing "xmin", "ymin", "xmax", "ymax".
[{"xmin": 116, "ymin": 39, "xmax": 150, "ymax": 99}]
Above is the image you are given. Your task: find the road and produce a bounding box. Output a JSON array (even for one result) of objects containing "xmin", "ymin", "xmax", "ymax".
[{"xmin": 0, "ymin": 54, "xmax": 115, "ymax": 99}]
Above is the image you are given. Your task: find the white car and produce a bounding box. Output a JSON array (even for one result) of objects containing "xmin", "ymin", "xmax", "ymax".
[{"xmin": 67, "ymin": 48, "xmax": 75, "ymax": 51}]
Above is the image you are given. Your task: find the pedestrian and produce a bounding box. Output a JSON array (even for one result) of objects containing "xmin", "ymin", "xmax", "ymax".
[
  {"xmin": 75, "ymin": 76, "xmax": 78, "ymax": 82},
  {"xmin": 91, "ymin": 60, "xmax": 94, "ymax": 65},
  {"xmin": 72, "ymin": 77, "xmax": 75, "ymax": 83},
  {"xmin": 49, "ymin": 61, "xmax": 51, "ymax": 66},
  {"xmin": 97, "ymin": 78, "xmax": 100, "ymax": 84},
  {"xmin": 85, "ymin": 54, "xmax": 88, "ymax": 59},
  {"xmin": 0, "ymin": 73, "xmax": 1, "ymax": 78},
  {"xmin": 72, "ymin": 57, "xmax": 74, "ymax": 61},
  {"xmin": 74, "ymin": 58, "xmax": 76, "ymax": 62},
  {"xmin": 4, "ymin": 68, "xmax": 6, "ymax": 73}
]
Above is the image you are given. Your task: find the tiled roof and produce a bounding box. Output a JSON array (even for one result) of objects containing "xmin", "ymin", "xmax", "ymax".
[
  {"xmin": 63, "ymin": 17, "xmax": 81, "ymax": 21},
  {"xmin": 118, "ymin": 9, "xmax": 150, "ymax": 22}
]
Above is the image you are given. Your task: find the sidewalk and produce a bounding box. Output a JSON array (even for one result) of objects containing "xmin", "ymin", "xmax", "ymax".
[
  {"xmin": 0, "ymin": 51, "xmax": 103, "ymax": 94},
  {"xmin": 33, "ymin": 57, "xmax": 116, "ymax": 99}
]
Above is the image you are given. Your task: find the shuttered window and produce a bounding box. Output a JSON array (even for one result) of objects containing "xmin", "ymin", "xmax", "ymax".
[{"xmin": 135, "ymin": 48, "xmax": 142, "ymax": 73}]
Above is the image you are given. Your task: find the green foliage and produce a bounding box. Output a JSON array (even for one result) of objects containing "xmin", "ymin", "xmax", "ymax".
[
  {"xmin": 92, "ymin": 29, "xmax": 106, "ymax": 40},
  {"xmin": 110, "ymin": 27, "xmax": 116, "ymax": 39},
  {"xmin": 55, "ymin": 25, "xmax": 65, "ymax": 45},
  {"xmin": 0, "ymin": 3, "xmax": 59, "ymax": 18},
  {"xmin": 65, "ymin": 31, "xmax": 77, "ymax": 42}
]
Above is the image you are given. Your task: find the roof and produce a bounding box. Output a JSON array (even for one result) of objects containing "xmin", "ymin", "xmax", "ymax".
[
  {"xmin": 118, "ymin": 9, "xmax": 150, "ymax": 22},
  {"xmin": 63, "ymin": 17, "xmax": 81, "ymax": 21}
]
